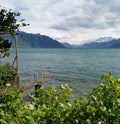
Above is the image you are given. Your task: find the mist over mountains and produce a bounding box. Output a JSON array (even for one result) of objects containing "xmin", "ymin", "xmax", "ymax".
[
  {"xmin": 64, "ymin": 37, "xmax": 120, "ymax": 48},
  {"xmin": 4, "ymin": 31, "xmax": 120, "ymax": 48},
  {"xmin": 80, "ymin": 37, "xmax": 120, "ymax": 48}
]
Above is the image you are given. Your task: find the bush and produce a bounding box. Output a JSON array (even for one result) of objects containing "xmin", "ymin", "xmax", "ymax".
[
  {"xmin": 0, "ymin": 73, "xmax": 119, "ymax": 123},
  {"xmin": 0, "ymin": 63, "xmax": 17, "ymax": 86},
  {"xmin": 70, "ymin": 72, "xmax": 120, "ymax": 123}
]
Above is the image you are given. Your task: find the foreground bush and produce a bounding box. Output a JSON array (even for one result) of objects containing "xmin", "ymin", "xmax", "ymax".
[
  {"xmin": 0, "ymin": 73, "xmax": 120, "ymax": 123},
  {"xmin": 0, "ymin": 63, "xmax": 17, "ymax": 86},
  {"xmin": 70, "ymin": 73, "xmax": 120, "ymax": 123}
]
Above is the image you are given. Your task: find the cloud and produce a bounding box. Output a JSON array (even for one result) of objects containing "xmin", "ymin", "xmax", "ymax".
[
  {"xmin": 1, "ymin": 0, "xmax": 120, "ymax": 44},
  {"xmin": 50, "ymin": 0, "xmax": 120, "ymax": 31},
  {"xmin": 50, "ymin": 16, "xmax": 96, "ymax": 31}
]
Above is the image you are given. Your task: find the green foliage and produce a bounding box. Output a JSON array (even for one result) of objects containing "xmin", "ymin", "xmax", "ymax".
[
  {"xmin": 0, "ymin": 8, "xmax": 19, "ymax": 58},
  {"xmin": 0, "ymin": 36, "xmax": 12, "ymax": 58},
  {"xmin": 70, "ymin": 72, "xmax": 120, "ymax": 124},
  {"xmin": 30, "ymin": 84, "xmax": 73, "ymax": 123},
  {"xmin": 0, "ymin": 87, "xmax": 35, "ymax": 124},
  {"xmin": 0, "ymin": 8, "xmax": 19, "ymax": 35},
  {"xmin": 0, "ymin": 73, "xmax": 120, "ymax": 123},
  {"xmin": 0, "ymin": 7, "xmax": 28, "ymax": 58},
  {"xmin": 0, "ymin": 63, "xmax": 17, "ymax": 86}
]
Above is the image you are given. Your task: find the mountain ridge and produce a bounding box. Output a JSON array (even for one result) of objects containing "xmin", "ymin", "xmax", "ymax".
[
  {"xmin": 80, "ymin": 37, "xmax": 120, "ymax": 48},
  {"xmin": 5, "ymin": 32, "xmax": 120, "ymax": 48},
  {"xmin": 63, "ymin": 37, "xmax": 120, "ymax": 48},
  {"xmin": 5, "ymin": 31, "xmax": 65, "ymax": 48}
]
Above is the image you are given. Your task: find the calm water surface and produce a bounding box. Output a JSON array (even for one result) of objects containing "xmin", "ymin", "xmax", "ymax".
[{"xmin": 4, "ymin": 48, "xmax": 120, "ymax": 95}]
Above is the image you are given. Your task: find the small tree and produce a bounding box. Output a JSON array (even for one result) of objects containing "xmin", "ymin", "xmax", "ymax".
[
  {"xmin": 0, "ymin": 7, "xmax": 28, "ymax": 58},
  {"xmin": 0, "ymin": 7, "xmax": 28, "ymax": 87}
]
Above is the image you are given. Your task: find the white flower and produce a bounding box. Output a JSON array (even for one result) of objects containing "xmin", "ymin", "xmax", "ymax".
[
  {"xmin": 29, "ymin": 104, "xmax": 34, "ymax": 110},
  {"xmin": 6, "ymin": 83, "xmax": 11, "ymax": 87},
  {"xmin": 74, "ymin": 119, "xmax": 78, "ymax": 124}
]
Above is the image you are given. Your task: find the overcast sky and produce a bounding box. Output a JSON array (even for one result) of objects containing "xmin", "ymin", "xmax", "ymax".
[{"xmin": 1, "ymin": 0, "xmax": 120, "ymax": 44}]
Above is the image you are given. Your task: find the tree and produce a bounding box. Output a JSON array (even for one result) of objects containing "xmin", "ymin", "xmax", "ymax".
[
  {"xmin": 0, "ymin": 7, "xmax": 28, "ymax": 58},
  {"xmin": 0, "ymin": 7, "xmax": 28, "ymax": 87}
]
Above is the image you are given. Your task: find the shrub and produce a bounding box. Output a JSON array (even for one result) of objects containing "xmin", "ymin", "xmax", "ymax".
[
  {"xmin": 0, "ymin": 73, "xmax": 119, "ymax": 123},
  {"xmin": 0, "ymin": 63, "xmax": 17, "ymax": 86},
  {"xmin": 70, "ymin": 72, "xmax": 120, "ymax": 123}
]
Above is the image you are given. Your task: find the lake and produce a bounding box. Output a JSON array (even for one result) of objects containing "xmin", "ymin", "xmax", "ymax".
[{"xmin": 3, "ymin": 48, "xmax": 120, "ymax": 95}]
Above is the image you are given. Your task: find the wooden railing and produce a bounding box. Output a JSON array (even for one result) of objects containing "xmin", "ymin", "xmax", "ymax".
[{"xmin": 22, "ymin": 77, "xmax": 53, "ymax": 91}]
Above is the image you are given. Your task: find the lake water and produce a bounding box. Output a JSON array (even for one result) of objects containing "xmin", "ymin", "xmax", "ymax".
[{"xmin": 3, "ymin": 48, "xmax": 120, "ymax": 95}]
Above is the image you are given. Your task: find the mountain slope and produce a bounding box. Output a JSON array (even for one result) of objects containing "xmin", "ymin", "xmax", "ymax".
[{"xmin": 5, "ymin": 31, "xmax": 65, "ymax": 48}]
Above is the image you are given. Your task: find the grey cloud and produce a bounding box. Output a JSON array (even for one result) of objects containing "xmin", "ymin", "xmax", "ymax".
[
  {"xmin": 50, "ymin": 16, "xmax": 107, "ymax": 31},
  {"xmin": 93, "ymin": 0, "xmax": 120, "ymax": 17},
  {"xmin": 50, "ymin": 0, "xmax": 120, "ymax": 32},
  {"xmin": 50, "ymin": 24, "xmax": 70, "ymax": 31},
  {"xmin": 67, "ymin": 17, "xmax": 95, "ymax": 28}
]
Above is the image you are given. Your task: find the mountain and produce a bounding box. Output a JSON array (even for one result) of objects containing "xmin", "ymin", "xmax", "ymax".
[
  {"xmin": 78, "ymin": 37, "xmax": 120, "ymax": 48},
  {"xmin": 63, "ymin": 42, "xmax": 73, "ymax": 48},
  {"xmin": 5, "ymin": 31, "xmax": 65, "ymax": 48},
  {"xmin": 93, "ymin": 37, "xmax": 113, "ymax": 43},
  {"xmin": 5, "ymin": 33, "xmax": 120, "ymax": 49},
  {"xmin": 110, "ymin": 39, "xmax": 120, "ymax": 48},
  {"xmin": 63, "ymin": 37, "xmax": 120, "ymax": 48}
]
